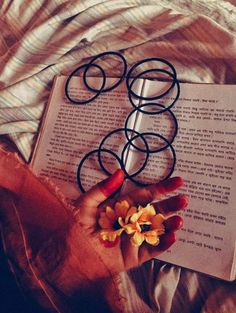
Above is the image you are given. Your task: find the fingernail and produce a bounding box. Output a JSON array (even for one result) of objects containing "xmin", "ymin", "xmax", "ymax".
[
  {"xmin": 173, "ymin": 177, "xmax": 184, "ymax": 187},
  {"xmin": 179, "ymin": 195, "xmax": 188, "ymax": 208},
  {"xmin": 99, "ymin": 169, "xmax": 125, "ymax": 197}
]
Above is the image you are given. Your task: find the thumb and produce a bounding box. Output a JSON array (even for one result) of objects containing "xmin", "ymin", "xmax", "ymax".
[{"xmin": 75, "ymin": 169, "xmax": 125, "ymax": 226}]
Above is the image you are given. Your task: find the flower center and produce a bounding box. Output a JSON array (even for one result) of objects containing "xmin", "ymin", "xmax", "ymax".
[
  {"xmin": 140, "ymin": 224, "xmax": 151, "ymax": 232},
  {"xmin": 113, "ymin": 220, "xmax": 121, "ymax": 230}
]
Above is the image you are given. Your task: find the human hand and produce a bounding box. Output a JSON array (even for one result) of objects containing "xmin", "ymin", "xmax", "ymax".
[
  {"xmin": 0, "ymin": 150, "xmax": 187, "ymax": 312},
  {"xmin": 73, "ymin": 169, "xmax": 187, "ymax": 276}
]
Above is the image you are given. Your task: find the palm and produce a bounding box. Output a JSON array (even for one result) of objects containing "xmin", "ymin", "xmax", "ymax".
[
  {"xmin": 0, "ymin": 150, "xmax": 187, "ymax": 301},
  {"xmin": 72, "ymin": 173, "xmax": 187, "ymax": 276}
]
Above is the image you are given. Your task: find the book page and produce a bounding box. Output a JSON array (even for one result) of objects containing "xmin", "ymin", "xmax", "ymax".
[
  {"xmin": 132, "ymin": 80, "xmax": 236, "ymax": 280},
  {"xmin": 31, "ymin": 76, "xmax": 142, "ymax": 201}
]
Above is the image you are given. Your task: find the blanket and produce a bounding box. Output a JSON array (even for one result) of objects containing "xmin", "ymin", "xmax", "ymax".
[{"xmin": 0, "ymin": 1, "xmax": 235, "ymax": 312}]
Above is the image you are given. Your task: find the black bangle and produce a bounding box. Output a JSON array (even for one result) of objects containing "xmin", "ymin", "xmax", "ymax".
[
  {"xmin": 123, "ymin": 133, "xmax": 176, "ymax": 187},
  {"xmin": 68, "ymin": 53, "xmax": 180, "ymax": 192},
  {"xmin": 98, "ymin": 127, "xmax": 149, "ymax": 178},
  {"xmin": 76, "ymin": 148, "xmax": 123, "ymax": 193},
  {"xmin": 124, "ymin": 103, "xmax": 178, "ymax": 153},
  {"xmin": 65, "ymin": 63, "xmax": 106, "ymax": 104},
  {"xmin": 126, "ymin": 57, "xmax": 177, "ymax": 100},
  {"xmin": 83, "ymin": 51, "xmax": 127, "ymax": 93},
  {"xmin": 127, "ymin": 69, "xmax": 180, "ymax": 113}
]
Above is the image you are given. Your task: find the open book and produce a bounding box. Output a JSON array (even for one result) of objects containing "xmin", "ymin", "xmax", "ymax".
[{"xmin": 31, "ymin": 75, "xmax": 236, "ymax": 281}]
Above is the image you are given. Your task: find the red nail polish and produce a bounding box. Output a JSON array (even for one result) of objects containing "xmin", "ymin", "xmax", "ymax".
[
  {"xmin": 99, "ymin": 169, "xmax": 125, "ymax": 197},
  {"xmin": 179, "ymin": 195, "xmax": 189, "ymax": 208},
  {"xmin": 100, "ymin": 237, "xmax": 119, "ymax": 248}
]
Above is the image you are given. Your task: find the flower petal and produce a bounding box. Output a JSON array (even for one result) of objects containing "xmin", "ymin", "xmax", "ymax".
[
  {"xmin": 125, "ymin": 206, "xmax": 137, "ymax": 224},
  {"xmin": 151, "ymin": 213, "xmax": 165, "ymax": 229},
  {"xmin": 135, "ymin": 221, "xmax": 142, "ymax": 232},
  {"xmin": 145, "ymin": 203, "xmax": 156, "ymax": 215},
  {"xmin": 115, "ymin": 200, "xmax": 130, "ymax": 218},
  {"xmin": 100, "ymin": 230, "xmax": 111, "ymax": 241},
  {"xmin": 118, "ymin": 216, "xmax": 125, "ymax": 227},
  {"xmin": 138, "ymin": 204, "xmax": 156, "ymax": 222},
  {"xmin": 145, "ymin": 233, "xmax": 160, "ymax": 246},
  {"xmin": 123, "ymin": 223, "xmax": 137, "ymax": 234},
  {"xmin": 131, "ymin": 232, "xmax": 144, "ymax": 247},
  {"xmin": 107, "ymin": 232, "xmax": 118, "ymax": 242},
  {"xmin": 105, "ymin": 206, "xmax": 116, "ymax": 221},
  {"xmin": 100, "ymin": 229, "xmax": 122, "ymax": 242},
  {"xmin": 100, "ymin": 237, "xmax": 119, "ymax": 248},
  {"xmin": 130, "ymin": 210, "xmax": 143, "ymax": 223}
]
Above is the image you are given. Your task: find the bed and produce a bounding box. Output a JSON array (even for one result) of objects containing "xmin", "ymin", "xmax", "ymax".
[{"xmin": 0, "ymin": 1, "xmax": 236, "ymax": 312}]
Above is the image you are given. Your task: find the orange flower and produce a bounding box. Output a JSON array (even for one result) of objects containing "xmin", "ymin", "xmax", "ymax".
[
  {"xmin": 98, "ymin": 201, "xmax": 165, "ymax": 247},
  {"xmin": 98, "ymin": 200, "xmax": 131, "ymax": 243},
  {"xmin": 121, "ymin": 204, "xmax": 165, "ymax": 247}
]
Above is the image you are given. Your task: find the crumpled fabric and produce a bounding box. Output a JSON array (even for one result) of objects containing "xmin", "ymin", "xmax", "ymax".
[
  {"xmin": 0, "ymin": 148, "xmax": 126, "ymax": 313},
  {"xmin": 0, "ymin": 0, "xmax": 235, "ymax": 160},
  {"xmin": 0, "ymin": 1, "xmax": 236, "ymax": 312},
  {"xmin": 119, "ymin": 261, "xmax": 236, "ymax": 313}
]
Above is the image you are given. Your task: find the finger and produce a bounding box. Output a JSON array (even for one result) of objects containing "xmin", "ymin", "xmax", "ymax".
[
  {"xmin": 118, "ymin": 177, "xmax": 184, "ymax": 208},
  {"xmin": 153, "ymin": 194, "xmax": 188, "ymax": 215},
  {"xmin": 138, "ymin": 232, "xmax": 176, "ymax": 265},
  {"xmin": 75, "ymin": 169, "xmax": 125, "ymax": 226},
  {"xmin": 164, "ymin": 215, "xmax": 183, "ymax": 232}
]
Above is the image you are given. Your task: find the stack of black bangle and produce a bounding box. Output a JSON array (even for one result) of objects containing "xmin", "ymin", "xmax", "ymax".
[{"xmin": 65, "ymin": 51, "xmax": 180, "ymax": 193}]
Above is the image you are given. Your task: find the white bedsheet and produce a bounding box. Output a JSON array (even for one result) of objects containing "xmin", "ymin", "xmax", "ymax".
[{"xmin": 0, "ymin": 1, "xmax": 235, "ymax": 312}]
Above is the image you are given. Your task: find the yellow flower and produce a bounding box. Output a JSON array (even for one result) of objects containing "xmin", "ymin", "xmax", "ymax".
[
  {"xmin": 122, "ymin": 204, "xmax": 165, "ymax": 247},
  {"xmin": 98, "ymin": 200, "xmax": 130, "ymax": 243},
  {"xmin": 98, "ymin": 201, "xmax": 165, "ymax": 247}
]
